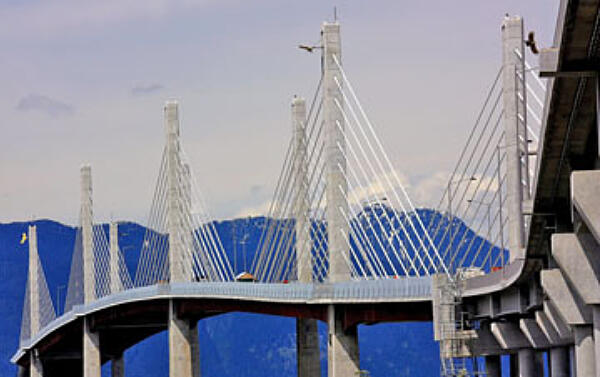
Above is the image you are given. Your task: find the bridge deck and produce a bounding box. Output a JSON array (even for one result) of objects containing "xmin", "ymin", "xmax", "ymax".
[{"xmin": 13, "ymin": 278, "xmax": 432, "ymax": 365}]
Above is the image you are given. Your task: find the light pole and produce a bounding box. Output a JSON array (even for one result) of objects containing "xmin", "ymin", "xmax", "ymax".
[{"xmin": 446, "ymin": 176, "xmax": 478, "ymax": 222}]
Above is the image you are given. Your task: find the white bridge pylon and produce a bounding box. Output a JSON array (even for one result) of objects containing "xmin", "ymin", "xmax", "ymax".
[
  {"xmin": 251, "ymin": 22, "xmax": 448, "ymax": 283},
  {"xmin": 134, "ymin": 101, "xmax": 234, "ymax": 286}
]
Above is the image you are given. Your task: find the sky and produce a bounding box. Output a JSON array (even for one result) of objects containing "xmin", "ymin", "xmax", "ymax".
[{"xmin": 0, "ymin": 0, "xmax": 561, "ymax": 225}]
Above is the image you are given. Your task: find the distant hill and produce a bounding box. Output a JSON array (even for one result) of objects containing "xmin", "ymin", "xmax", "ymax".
[{"xmin": 0, "ymin": 209, "xmax": 493, "ymax": 377}]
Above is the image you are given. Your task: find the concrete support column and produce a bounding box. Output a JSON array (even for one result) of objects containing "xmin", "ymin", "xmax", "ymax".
[
  {"xmin": 573, "ymin": 325, "xmax": 596, "ymax": 376},
  {"xmin": 83, "ymin": 317, "xmax": 101, "ymax": 377},
  {"xmin": 30, "ymin": 351, "xmax": 43, "ymax": 377},
  {"xmin": 297, "ymin": 318, "xmax": 321, "ymax": 377},
  {"xmin": 549, "ymin": 347, "xmax": 569, "ymax": 377},
  {"xmin": 485, "ymin": 354, "xmax": 501, "ymax": 377},
  {"xmin": 594, "ymin": 306, "xmax": 600, "ymax": 377},
  {"xmin": 190, "ymin": 320, "xmax": 200, "ymax": 377},
  {"xmin": 81, "ymin": 165, "xmax": 95, "ymax": 303},
  {"xmin": 111, "ymin": 353, "xmax": 124, "ymax": 377},
  {"xmin": 322, "ymin": 21, "xmax": 349, "ymax": 283},
  {"xmin": 510, "ymin": 353, "xmax": 518, "ymax": 377},
  {"xmin": 517, "ymin": 348, "xmax": 540, "ymax": 377},
  {"xmin": 109, "ymin": 222, "xmax": 121, "ymax": 294},
  {"xmin": 165, "ymin": 101, "xmax": 187, "ymax": 283},
  {"xmin": 501, "ymin": 15, "xmax": 527, "ymax": 262},
  {"xmin": 327, "ymin": 305, "xmax": 359, "ymax": 377},
  {"xmin": 169, "ymin": 300, "xmax": 193, "ymax": 377}
]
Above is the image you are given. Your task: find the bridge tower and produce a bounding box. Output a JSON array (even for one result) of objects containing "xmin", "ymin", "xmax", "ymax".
[
  {"xmin": 322, "ymin": 21, "xmax": 361, "ymax": 377},
  {"xmin": 501, "ymin": 15, "xmax": 528, "ymax": 263},
  {"xmin": 323, "ymin": 21, "xmax": 350, "ymax": 284},
  {"xmin": 164, "ymin": 101, "xmax": 199, "ymax": 377},
  {"xmin": 292, "ymin": 96, "xmax": 322, "ymax": 377},
  {"xmin": 80, "ymin": 165, "xmax": 102, "ymax": 377},
  {"xmin": 109, "ymin": 222, "xmax": 123, "ymax": 294},
  {"xmin": 26, "ymin": 225, "xmax": 44, "ymax": 377}
]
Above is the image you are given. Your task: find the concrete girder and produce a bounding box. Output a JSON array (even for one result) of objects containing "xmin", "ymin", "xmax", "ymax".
[
  {"xmin": 543, "ymin": 301, "xmax": 574, "ymax": 341},
  {"xmin": 571, "ymin": 171, "xmax": 600, "ymax": 244},
  {"xmin": 552, "ymin": 233, "xmax": 600, "ymax": 304},
  {"xmin": 520, "ymin": 318, "xmax": 552, "ymax": 349},
  {"xmin": 469, "ymin": 324, "xmax": 504, "ymax": 356},
  {"xmin": 540, "ymin": 269, "xmax": 592, "ymax": 325},
  {"xmin": 535, "ymin": 310, "xmax": 572, "ymax": 346},
  {"xmin": 490, "ymin": 322, "xmax": 530, "ymax": 351}
]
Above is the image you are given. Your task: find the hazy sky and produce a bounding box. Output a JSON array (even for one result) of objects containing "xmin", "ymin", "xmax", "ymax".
[{"xmin": 0, "ymin": 0, "xmax": 560, "ymax": 225}]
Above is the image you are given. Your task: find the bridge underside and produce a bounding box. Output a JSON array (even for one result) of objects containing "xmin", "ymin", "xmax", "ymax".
[{"xmin": 18, "ymin": 297, "xmax": 431, "ymax": 376}]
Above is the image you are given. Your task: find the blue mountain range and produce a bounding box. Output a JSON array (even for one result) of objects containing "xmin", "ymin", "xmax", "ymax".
[{"xmin": 0, "ymin": 208, "xmax": 498, "ymax": 377}]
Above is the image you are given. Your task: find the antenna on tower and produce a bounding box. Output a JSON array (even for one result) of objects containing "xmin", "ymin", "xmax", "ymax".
[{"xmin": 334, "ymin": 6, "xmax": 337, "ymax": 22}]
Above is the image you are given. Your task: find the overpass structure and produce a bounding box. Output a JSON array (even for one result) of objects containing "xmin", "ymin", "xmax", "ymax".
[{"xmin": 11, "ymin": 0, "xmax": 600, "ymax": 376}]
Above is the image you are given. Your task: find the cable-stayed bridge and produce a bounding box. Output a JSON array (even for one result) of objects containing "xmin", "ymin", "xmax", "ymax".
[{"xmin": 12, "ymin": 0, "xmax": 600, "ymax": 376}]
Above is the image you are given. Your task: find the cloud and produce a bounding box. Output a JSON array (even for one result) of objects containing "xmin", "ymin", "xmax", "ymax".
[
  {"xmin": 234, "ymin": 200, "xmax": 273, "ymax": 218},
  {"xmin": 131, "ymin": 83, "xmax": 165, "ymax": 96},
  {"xmin": 16, "ymin": 94, "xmax": 74, "ymax": 117}
]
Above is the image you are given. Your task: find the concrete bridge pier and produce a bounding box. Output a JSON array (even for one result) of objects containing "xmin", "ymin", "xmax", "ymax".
[
  {"xmin": 111, "ymin": 353, "xmax": 124, "ymax": 377},
  {"xmin": 168, "ymin": 300, "xmax": 197, "ymax": 377},
  {"xmin": 30, "ymin": 350, "xmax": 43, "ymax": 377},
  {"xmin": 291, "ymin": 93, "xmax": 322, "ymax": 377},
  {"xmin": 485, "ymin": 355, "xmax": 501, "ymax": 377},
  {"xmin": 549, "ymin": 347, "xmax": 570, "ymax": 377},
  {"xmin": 573, "ymin": 325, "xmax": 596, "ymax": 377},
  {"xmin": 327, "ymin": 305, "xmax": 359, "ymax": 377},
  {"xmin": 297, "ymin": 318, "xmax": 321, "ymax": 377},
  {"xmin": 83, "ymin": 318, "xmax": 101, "ymax": 377}
]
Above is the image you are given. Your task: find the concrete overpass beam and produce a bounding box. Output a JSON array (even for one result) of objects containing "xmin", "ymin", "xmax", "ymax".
[
  {"xmin": 552, "ymin": 233, "xmax": 600, "ymax": 304},
  {"xmin": 536, "ymin": 310, "xmax": 572, "ymax": 346},
  {"xmin": 491, "ymin": 322, "xmax": 530, "ymax": 351},
  {"xmin": 83, "ymin": 317, "xmax": 101, "ymax": 377},
  {"xmin": 168, "ymin": 300, "xmax": 194, "ymax": 377},
  {"xmin": 327, "ymin": 305, "xmax": 359, "ymax": 377},
  {"xmin": 543, "ymin": 301, "xmax": 574, "ymax": 342},
  {"xmin": 297, "ymin": 318, "xmax": 321, "ymax": 377},
  {"xmin": 541, "ymin": 269, "xmax": 592, "ymax": 325},
  {"xmin": 520, "ymin": 318, "xmax": 551, "ymax": 349}
]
